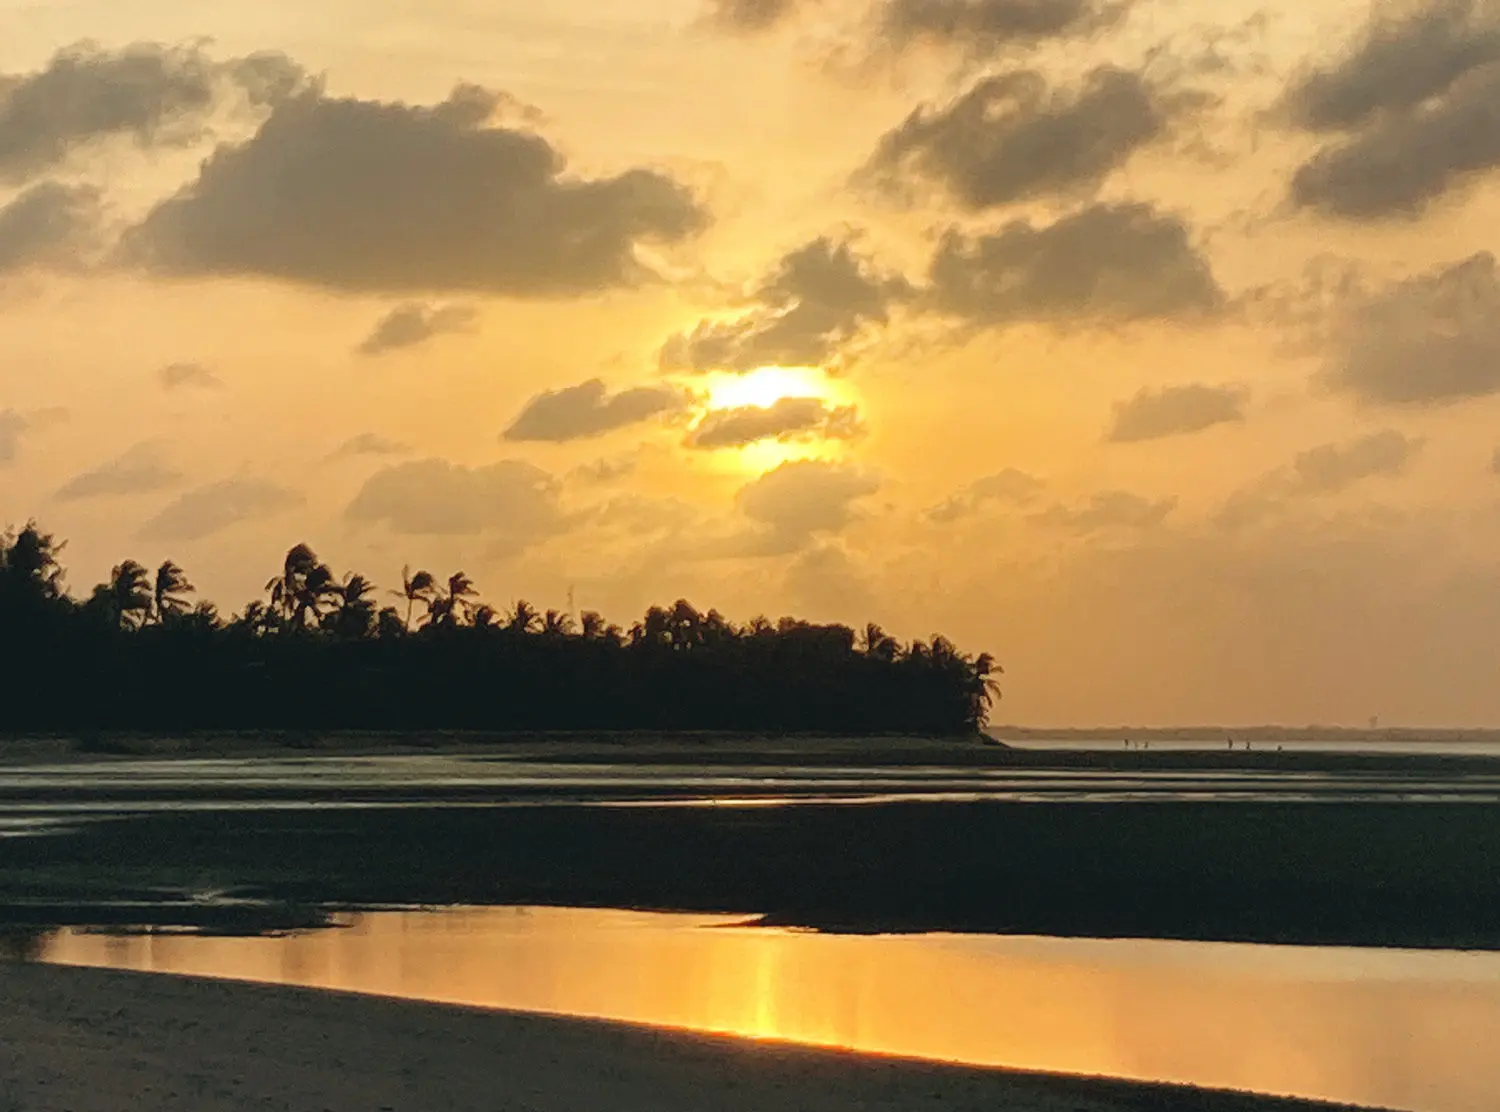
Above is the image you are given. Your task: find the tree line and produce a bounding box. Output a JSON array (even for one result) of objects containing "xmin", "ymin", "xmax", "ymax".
[{"xmin": 0, "ymin": 521, "xmax": 1000, "ymax": 735}]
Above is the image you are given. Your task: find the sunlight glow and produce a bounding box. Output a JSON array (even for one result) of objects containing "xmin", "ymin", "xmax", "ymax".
[
  {"xmin": 692, "ymin": 366, "xmax": 859, "ymax": 475},
  {"xmin": 703, "ymin": 366, "xmax": 847, "ymax": 411}
]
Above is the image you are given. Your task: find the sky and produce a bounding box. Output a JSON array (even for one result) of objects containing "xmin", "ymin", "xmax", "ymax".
[{"xmin": 3, "ymin": 0, "xmax": 1500, "ymax": 727}]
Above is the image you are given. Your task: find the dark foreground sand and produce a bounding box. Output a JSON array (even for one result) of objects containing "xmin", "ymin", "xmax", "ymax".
[{"xmin": 0, "ymin": 965, "xmax": 1377, "ymax": 1112}]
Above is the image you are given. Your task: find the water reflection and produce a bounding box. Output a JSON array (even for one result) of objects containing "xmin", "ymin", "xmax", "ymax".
[{"xmin": 39, "ymin": 906, "xmax": 1500, "ymax": 1112}]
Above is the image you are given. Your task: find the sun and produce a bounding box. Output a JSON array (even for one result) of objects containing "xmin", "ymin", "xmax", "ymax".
[
  {"xmin": 703, "ymin": 366, "xmax": 848, "ymax": 411},
  {"xmin": 693, "ymin": 366, "xmax": 859, "ymax": 475}
]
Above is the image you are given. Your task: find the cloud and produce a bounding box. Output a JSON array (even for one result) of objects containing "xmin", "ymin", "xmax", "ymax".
[
  {"xmin": 735, "ymin": 459, "xmax": 880, "ymax": 540},
  {"xmin": 346, "ymin": 458, "xmax": 569, "ymax": 553},
  {"xmin": 0, "ymin": 181, "xmax": 100, "ymax": 273},
  {"xmin": 1107, "ymin": 384, "xmax": 1248, "ymax": 443},
  {"xmin": 140, "ymin": 477, "xmax": 303, "ymax": 541},
  {"xmin": 356, "ymin": 302, "xmax": 479, "ymax": 355},
  {"xmin": 876, "ymin": 0, "xmax": 1125, "ymax": 54},
  {"xmin": 926, "ymin": 203, "xmax": 1223, "ymax": 328},
  {"xmin": 1216, "ymin": 430, "xmax": 1423, "ymax": 528},
  {"xmin": 122, "ymin": 83, "xmax": 707, "ymax": 296},
  {"xmin": 329, "ymin": 432, "xmax": 411, "ymax": 458},
  {"xmin": 784, "ymin": 543, "xmax": 876, "ymax": 619},
  {"xmin": 685, "ymin": 397, "xmax": 863, "ymax": 449},
  {"xmin": 158, "ymin": 361, "xmax": 222, "ymax": 390},
  {"xmin": 1323, "ymin": 253, "xmax": 1500, "ymax": 405},
  {"xmin": 661, "ymin": 235, "xmax": 912, "ymax": 373},
  {"xmin": 1285, "ymin": 2, "xmax": 1500, "ymax": 218},
  {"xmin": 570, "ymin": 455, "xmax": 639, "ymax": 484},
  {"xmin": 861, "ymin": 67, "xmax": 1172, "ymax": 210},
  {"xmin": 0, "ymin": 42, "xmax": 306, "ymax": 184},
  {"xmin": 0, "ymin": 409, "xmax": 25, "ymax": 464},
  {"xmin": 1291, "ymin": 429, "xmax": 1422, "ymax": 493},
  {"xmin": 703, "ymin": 0, "xmax": 800, "ymax": 32},
  {"xmin": 928, "ymin": 468, "xmax": 1046, "ymax": 521},
  {"xmin": 1281, "ymin": 0, "xmax": 1500, "ymax": 132},
  {"xmin": 503, "ymin": 379, "xmax": 687, "ymax": 442},
  {"xmin": 1034, "ymin": 490, "xmax": 1177, "ymax": 532},
  {"xmin": 56, "ymin": 442, "xmax": 182, "ymax": 500}
]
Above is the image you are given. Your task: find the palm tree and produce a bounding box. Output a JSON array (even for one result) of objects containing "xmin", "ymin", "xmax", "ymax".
[
  {"xmin": 425, "ymin": 571, "xmax": 478, "ymax": 629},
  {"xmin": 107, "ymin": 560, "xmax": 153, "ymax": 630},
  {"xmin": 1, "ymin": 521, "xmax": 66, "ymax": 601},
  {"xmin": 392, "ymin": 565, "xmax": 436, "ymax": 632},
  {"xmin": 579, "ymin": 611, "xmax": 606, "ymax": 640},
  {"xmin": 265, "ymin": 544, "xmax": 335, "ymax": 629},
  {"xmin": 507, "ymin": 599, "xmax": 540, "ymax": 634},
  {"xmin": 542, "ymin": 609, "xmax": 575, "ymax": 638},
  {"xmin": 860, "ymin": 622, "xmax": 899, "ymax": 661},
  {"xmin": 152, "ymin": 561, "xmax": 195, "ymax": 624},
  {"xmin": 327, "ymin": 573, "xmax": 378, "ymax": 639},
  {"xmin": 473, "ymin": 604, "xmax": 499, "ymax": 629}
]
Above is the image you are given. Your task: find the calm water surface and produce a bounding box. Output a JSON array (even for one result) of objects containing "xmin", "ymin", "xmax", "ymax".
[{"xmin": 39, "ymin": 906, "xmax": 1500, "ymax": 1112}]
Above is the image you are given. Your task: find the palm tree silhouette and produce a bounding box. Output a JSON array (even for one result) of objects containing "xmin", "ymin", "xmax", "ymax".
[
  {"xmin": 392, "ymin": 565, "xmax": 437, "ymax": 632},
  {"xmin": 542, "ymin": 609, "xmax": 575, "ymax": 638},
  {"xmin": 507, "ymin": 600, "xmax": 540, "ymax": 635},
  {"xmin": 327, "ymin": 573, "xmax": 378, "ymax": 639},
  {"xmin": 152, "ymin": 561, "xmax": 195, "ymax": 624},
  {"xmin": 265, "ymin": 544, "xmax": 336, "ymax": 630},
  {"xmin": 861, "ymin": 623, "xmax": 899, "ymax": 661},
  {"xmin": 107, "ymin": 560, "xmax": 153, "ymax": 630},
  {"xmin": 425, "ymin": 572, "xmax": 478, "ymax": 629}
]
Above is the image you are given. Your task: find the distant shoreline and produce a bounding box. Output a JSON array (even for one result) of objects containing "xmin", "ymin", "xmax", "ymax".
[{"xmin": 991, "ymin": 725, "xmax": 1500, "ymax": 742}]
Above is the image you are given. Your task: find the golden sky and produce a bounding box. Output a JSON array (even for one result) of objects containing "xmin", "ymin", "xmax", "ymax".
[{"xmin": 4, "ymin": 0, "xmax": 1500, "ymax": 726}]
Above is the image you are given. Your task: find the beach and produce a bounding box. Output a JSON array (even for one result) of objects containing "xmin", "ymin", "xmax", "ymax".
[{"xmin": 0, "ymin": 963, "xmax": 1375, "ymax": 1112}]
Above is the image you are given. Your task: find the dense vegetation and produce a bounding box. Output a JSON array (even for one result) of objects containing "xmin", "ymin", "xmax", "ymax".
[{"xmin": 0, "ymin": 522, "xmax": 999, "ymax": 735}]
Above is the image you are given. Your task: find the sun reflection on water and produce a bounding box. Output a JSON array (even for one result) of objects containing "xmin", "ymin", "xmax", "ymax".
[{"xmin": 38, "ymin": 906, "xmax": 1500, "ymax": 1112}]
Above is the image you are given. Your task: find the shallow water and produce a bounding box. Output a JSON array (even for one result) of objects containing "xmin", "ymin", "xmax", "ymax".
[
  {"xmin": 4, "ymin": 755, "xmax": 1500, "ymax": 823},
  {"xmin": 38, "ymin": 906, "xmax": 1500, "ymax": 1112}
]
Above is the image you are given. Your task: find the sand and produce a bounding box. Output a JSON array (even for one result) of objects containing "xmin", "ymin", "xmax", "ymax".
[{"xmin": 0, "ymin": 964, "xmax": 1377, "ymax": 1112}]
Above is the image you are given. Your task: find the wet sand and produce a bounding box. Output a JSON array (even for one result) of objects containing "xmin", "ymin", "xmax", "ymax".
[{"xmin": 0, "ymin": 963, "xmax": 1375, "ymax": 1112}]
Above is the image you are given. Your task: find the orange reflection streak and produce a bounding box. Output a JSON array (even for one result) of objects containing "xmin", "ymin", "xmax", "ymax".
[{"xmin": 39, "ymin": 907, "xmax": 1500, "ymax": 1112}]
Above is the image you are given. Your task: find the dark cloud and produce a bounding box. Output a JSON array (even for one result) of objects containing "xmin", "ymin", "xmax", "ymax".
[
  {"xmin": 1034, "ymin": 490, "xmax": 1177, "ymax": 532},
  {"xmin": 503, "ymin": 379, "xmax": 687, "ymax": 443},
  {"xmin": 0, "ymin": 181, "xmax": 100, "ymax": 272},
  {"xmin": 1107, "ymin": 383, "xmax": 1248, "ymax": 443},
  {"xmin": 0, "ymin": 42, "xmax": 306, "ymax": 184},
  {"xmin": 158, "ymin": 361, "xmax": 222, "ymax": 390},
  {"xmin": 704, "ymin": 0, "xmax": 801, "ymax": 31},
  {"xmin": 357, "ymin": 302, "xmax": 479, "ymax": 356},
  {"xmin": 0, "ymin": 409, "xmax": 25, "ymax": 464},
  {"xmin": 345, "ymin": 458, "xmax": 568, "ymax": 553},
  {"xmin": 1216, "ymin": 429, "xmax": 1423, "ymax": 528},
  {"xmin": 1324, "ymin": 253, "xmax": 1500, "ymax": 405},
  {"xmin": 862, "ymin": 67, "xmax": 1170, "ymax": 210},
  {"xmin": 926, "ymin": 202, "xmax": 1223, "ymax": 328},
  {"xmin": 122, "ymin": 84, "xmax": 707, "ymax": 296},
  {"xmin": 1281, "ymin": 0, "xmax": 1500, "ymax": 132},
  {"xmin": 686, "ymin": 397, "xmax": 863, "ymax": 449},
  {"xmin": 329, "ymin": 432, "xmax": 411, "ymax": 459},
  {"xmin": 1291, "ymin": 429, "xmax": 1422, "ymax": 493},
  {"xmin": 735, "ymin": 459, "xmax": 880, "ymax": 540},
  {"xmin": 1290, "ymin": 65, "xmax": 1500, "ymax": 218},
  {"xmin": 56, "ymin": 442, "xmax": 182, "ymax": 501},
  {"xmin": 140, "ymin": 477, "xmax": 303, "ymax": 541},
  {"xmin": 1285, "ymin": 2, "xmax": 1500, "ymax": 218},
  {"xmin": 661, "ymin": 235, "xmax": 912, "ymax": 373},
  {"xmin": 877, "ymin": 0, "xmax": 1124, "ymax": 54},
  {"xmin": 928, "ymin": 468, "xmax": 1046, "ymax": 521}
]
